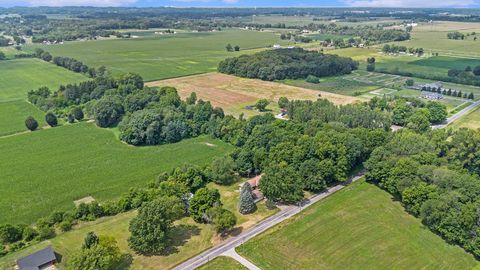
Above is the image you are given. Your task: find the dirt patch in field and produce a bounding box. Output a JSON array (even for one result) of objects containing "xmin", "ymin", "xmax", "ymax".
[
  {"xmin": 74, "ymin": 196, "xmax": 96, "ymax": 207},
  {"xmin": 146, "ymin": 73, "xmax": 363, "ymax": 116}
]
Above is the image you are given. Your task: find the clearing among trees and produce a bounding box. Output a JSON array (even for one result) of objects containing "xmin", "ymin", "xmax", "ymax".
[{"xmin": 146, "ymin": 73, "xmax": 364, "ymax": 117}]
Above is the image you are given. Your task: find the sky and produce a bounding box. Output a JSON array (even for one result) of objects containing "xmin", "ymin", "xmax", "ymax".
[{"xmin": 0, "ymin": 0, "xmax": 478, "ymax": 8}]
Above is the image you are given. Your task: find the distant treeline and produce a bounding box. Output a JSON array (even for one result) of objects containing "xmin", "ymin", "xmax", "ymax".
[{"xmin": 218, "ymin": 48, "xmax": 358, "ymax": 81}]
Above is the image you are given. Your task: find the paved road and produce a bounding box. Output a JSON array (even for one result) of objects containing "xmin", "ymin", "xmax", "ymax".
[
  {"xmin": 173, "ymin": 173, "xmax": 364, "ymax": 270},
  {"xmin": 433, "ymin": 100, "xmax": 480, "ymax": 129}
]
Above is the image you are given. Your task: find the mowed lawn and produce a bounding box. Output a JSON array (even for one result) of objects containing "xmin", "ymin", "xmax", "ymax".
[
  {"xmin": 198, "ymin": 256, "xmax": 247, "ymax": 270},
  {"xmin": 237, "ymin": 180, "xmax": 479, "ymax": 270},
  {"xmin": 0, "ymin": 58, "xmax": 87, "ymax": 101},
  {"xmin": 26, "ymin": 30, "xmax": 291, "ymax": 81},
  {"xmin": 0, "ymin": 100, "xmax": 46, "ymax": 136},
  {"xmin": 0, "ymin": 123, "xmax": 233, "ymax": 224},
  {"xmin": 0, "ymin": 211, "xmax": 216, "ymax": 270}
]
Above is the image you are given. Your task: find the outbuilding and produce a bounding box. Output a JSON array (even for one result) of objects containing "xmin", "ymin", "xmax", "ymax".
[{"xmin": 16, "ymin": 246, "xmax": 57, "ymax": 270}]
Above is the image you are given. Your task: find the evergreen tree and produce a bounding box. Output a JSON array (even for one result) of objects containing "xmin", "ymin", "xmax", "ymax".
[{"xmin": 238, "ymin": 182, "xmax": 256, "ymax": 214}]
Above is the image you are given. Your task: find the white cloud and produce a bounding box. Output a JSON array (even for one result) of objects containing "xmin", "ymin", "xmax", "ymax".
[
  {"xmin": 343, "ymin": 0, "xmax": 477, "ymax": 8},
  {"xmin": 0, "ymin": 0, "xmax": 138, "ymax": 6}
]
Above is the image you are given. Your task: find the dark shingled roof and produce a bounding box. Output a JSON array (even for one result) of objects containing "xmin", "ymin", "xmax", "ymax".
[{"xmin": 17, "ymin": 246, "xmax": 56, "ymax": 270}]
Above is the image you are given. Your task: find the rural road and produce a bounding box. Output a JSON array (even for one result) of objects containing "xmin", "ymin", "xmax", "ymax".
[
  {"xmin": 433, "ymin": 99, "xmax": 480, "ymax": 129},
  {"xmin": 173, "ymin": 173, "xmax": 364, "ymax": 270}
]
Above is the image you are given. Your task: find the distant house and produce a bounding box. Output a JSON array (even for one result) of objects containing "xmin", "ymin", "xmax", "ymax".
[
  {"xmin": 241, "ymin": 175, "xmax": 264, "ymax": 202},
  {"xmin": 16, "ymin": 246, "xmax": 57, "ymax": 270}
]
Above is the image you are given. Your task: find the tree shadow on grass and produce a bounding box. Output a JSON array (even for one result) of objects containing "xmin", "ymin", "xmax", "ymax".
[{"xmin": 161, "ymin": 224, "xmax": 201, "ymax": 256}]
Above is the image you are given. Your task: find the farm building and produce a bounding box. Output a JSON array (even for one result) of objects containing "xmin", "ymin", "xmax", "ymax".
[
  {"xmin": 16, "ymin": 246, "xmax": 57, "ymax": 270},
  {"xmin": 420, "ymin": 91, "xmax": 443, "ymax": 100},
  {"xmin": 241, "ymin": 175, "xmax": 264, "ymax": 202},
  {"xmin": 421, "ymin": 82, "xmax": 443, "ymax": 89}
]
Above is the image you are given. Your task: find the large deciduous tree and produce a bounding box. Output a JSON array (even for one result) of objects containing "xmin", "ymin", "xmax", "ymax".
[
  {"xmin": 260, "ymin": 162, "xmax": 304, "ymax": 204},
  {"xmin": 68, "ymin": 234, "xmax": 123, "ymax": 270},
  {"xmin": 189, "ymin": 187, "xmax": 221, "ymax": 223},
  {"xmin": 128, "ymin": 196, "xmax": 183, "ymax": 255}
]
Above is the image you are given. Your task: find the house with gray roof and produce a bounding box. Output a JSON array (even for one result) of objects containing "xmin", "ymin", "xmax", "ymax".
[{"xmin": 16, "ymin": 246, "xmax": 57, "ymax": 270}]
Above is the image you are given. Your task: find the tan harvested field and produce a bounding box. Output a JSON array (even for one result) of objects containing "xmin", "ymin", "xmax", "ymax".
[
  {"xmin": 414, "ymin": 21, "xmax": 480, "ymax": 32},
  {"xmin": 146, "ymin": 73, "xmax": 364, "ymax": 117}
]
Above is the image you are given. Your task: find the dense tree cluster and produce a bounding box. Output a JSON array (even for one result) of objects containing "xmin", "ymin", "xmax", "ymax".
[
  {"xmin": 382, "ymin": 44, "xmax": 424, "ymax": 55},
  {"xmin": 367, "ymin": 96, "xmax": 448, "ymax": 130},
  {"xmin": 447, "ymin": 31, "xmax": 465, "ymax": 40},
  {"xmin": 365, "ymin": 128, "xmax": 480, "ymax": 257},
  {"xmin": 218, "ymin": 48, "xmax": 358, "ymax": 81}
]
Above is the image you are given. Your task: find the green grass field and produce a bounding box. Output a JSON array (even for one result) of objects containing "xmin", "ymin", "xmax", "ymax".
[
  {"xmin": 237, "ymin": 180, "xmax": 478, "ymax": 270},
  {"xmin": 0, "ymin": 123, "xmax": 233, "ymax": 224},
  {"xmin": 198, "ymin": 256, "xmax": 247, "ymax": 270},
  {"xmin": 389, "ymin": 21, "xmax": 480, "ymax": 58},
  {"xmin": 451, "ymin": 107, "xmax": 480, "ymax": 130},
  {"xmin": 412, "ymin": 56, "xmax": 480, "ymax": 70},
  {"xmin": 26, "ymin": 30, "xmax": 291, "ymax": 81},
  {"xmin": 0, "ymin": 58, "xmax": 87, "ymax": 101},
  {"xmin": 0, "ymin": 100, "xmax": 46, "ymax": 136},
  {"xmin": 375, "ymin": 55, "xmax": 480, "ymax": 80}
]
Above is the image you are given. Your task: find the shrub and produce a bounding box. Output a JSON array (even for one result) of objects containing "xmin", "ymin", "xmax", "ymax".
[
  {"xmin": 45, "ymin": 112, "xmax": 58, "ymax": 127},
  {"xmin": 72, "ymin": 107, "xmax": 84, "ymax": 121},
  {"xmin": 306, "ymin": 75, "xmax": 320, "ymax": 84},
  {"xmin": 59, "ymin": 220, "xmax": 73, "ymax": 232},
  {"xmin": 22, "ymin": 227, "xmax": 38, "ymax": 242},
  {"xmin": 25, "ymin": 116, "xmax": 39, "ymax": 131},
  {"xmin": 0, "ymin": 224, "xmax": 22, "ymax": 244}
]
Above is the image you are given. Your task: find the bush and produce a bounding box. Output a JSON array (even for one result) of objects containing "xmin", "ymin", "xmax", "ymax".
[
  {"xmin": 9, "ymin": 241, "xmax": 25, "ymax": 252},
  {"xmin": 22, "ymin": 227, "xmax": 38, "ymax": 242},
  {"xmin": 25, "ymin": 116, "xmax": 39, "ymax": 131},
  {"xmin": 45, "ymin": 112, "xmax": 58, "ymax": 127},
  {"xmin": 366, "ymin": 63, "xmax": 375, "ymax": 72},
  {"xmin": 72, "ymin": 107, "xmax": 84, "ymax": 121},
  {"xmin": 0, "ymin": 224, "xmax": 22, "ymax": 244},
  {"xmin": 59, "ymin": 220, "xmax": 73, "ymax": 232},
  {"xmin": 36, "ymin": 225, "xmax": 55, "ymax": 241},
  {"xmin": 306, "ymin": 75, "xmax": 320, "ymax": 84},
  {"xmin": 255, "ymin": 99, "xmax": 269, "ymax": 112}
]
